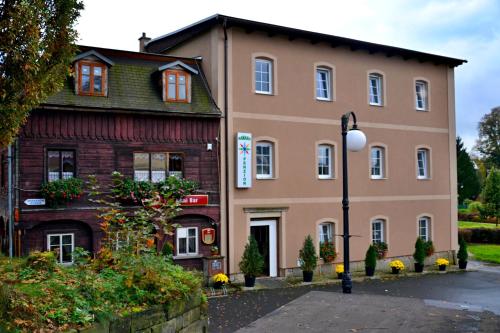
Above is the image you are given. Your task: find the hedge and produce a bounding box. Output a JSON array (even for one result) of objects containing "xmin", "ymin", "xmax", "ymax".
[{"xmin": 459, "ymin": 228, "xmax": 500, "ymax": 244}]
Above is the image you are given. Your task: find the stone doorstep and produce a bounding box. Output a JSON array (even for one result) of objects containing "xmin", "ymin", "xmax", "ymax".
[{"xmin": 207, "ymin": 266, "xmax": 468, "ymax": 298}]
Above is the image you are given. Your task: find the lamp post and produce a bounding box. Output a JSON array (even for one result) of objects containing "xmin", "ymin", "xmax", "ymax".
[{"xmin": 341, "ymin": 112, "xmax": 366, "ymax": 294}]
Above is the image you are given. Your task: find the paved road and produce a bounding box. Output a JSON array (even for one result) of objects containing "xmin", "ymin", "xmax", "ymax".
[{"xmin": 208, "ymin": 270, "xmax": 500, "ymax": 332}]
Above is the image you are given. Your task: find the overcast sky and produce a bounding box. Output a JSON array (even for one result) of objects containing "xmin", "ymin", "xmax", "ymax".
[{"xmin": 76, "ymin": 0, "xmax": 500, "ymax": 151}]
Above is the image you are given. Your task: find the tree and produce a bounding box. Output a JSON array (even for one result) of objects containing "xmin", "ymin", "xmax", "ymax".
[
  {"xmin": 476, "ymin": 107, "xmax": 500, "ymax": 170},
  {"xmin": 239, "ymin": 235, "xmax": 264, "ymax": 277},
  {"xmin": 456, "ymin": 137, "xmax": 481, "ymax": 203},
  {"xmin": 299, "ymin": 235, "xmax": 318, "ymax": 272},
  {"xmin": 481, "ymin": 167, "xmax": 500, "ymax": 225},
  {"xmin": 0, "ymin": 0, "xmax": 84, "ymax": 147}
]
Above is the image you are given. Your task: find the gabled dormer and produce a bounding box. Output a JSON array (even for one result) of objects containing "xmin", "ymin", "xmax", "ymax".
[
  {"xmin": 73, "ymin": 50, "xmax": 114, "ymax": 97},
  {"xmin": 158, "ymin": 61, "xmax": 198, "ymax": 103}
]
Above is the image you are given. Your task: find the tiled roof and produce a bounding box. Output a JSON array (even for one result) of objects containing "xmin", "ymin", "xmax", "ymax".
[{"xmin": 43, "ymin": 47, "xmax": 220, "ymax": 117}]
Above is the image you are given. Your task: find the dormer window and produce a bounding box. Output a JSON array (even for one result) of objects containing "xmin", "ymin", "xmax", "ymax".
[
  {"xmin": 78, "ymin": 62, "xmax": 106, "ymax": 96},
  {"xmin": 158, "ymin": 60, "xmax": 198, "ymax": 104},
  {"xmin": 73, "ymin": 50, "xmax": 114, "ymax": 97},
  {"xmin": 166, "ymin": 70, "xmax": 189, "ymax": 102}
]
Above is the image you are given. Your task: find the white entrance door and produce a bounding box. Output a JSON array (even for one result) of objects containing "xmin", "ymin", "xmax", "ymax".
[{"xmin": 250, "ymin": 220, "xmax": 278, "ymax": 277}]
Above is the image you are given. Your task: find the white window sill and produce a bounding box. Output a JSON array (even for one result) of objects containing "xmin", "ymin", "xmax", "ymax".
[
  {"xmin": 316, "ymin": 97, "xmax": 332, "ymax": 102},
  {"xmin": 255, "ymin": 90, "xmax": 273, "ymax": 95},
  {"xmin": 416, "ymin": 108, "xmax": 429, "ymax": 112},
  {"xmin": 370, "ymin": 176, "xmax": 387, "ymax": 180},
  {"xmin": 369, "ymin": 103, "xmax": 384, "ymax": 107},
  {"xmin": 256, "ymin": 176, "xmax": 276, "ymax": 180},
  {"xmin": 173, "ymin": 254, "xmax": 202, "ymax": 260},
  {"xmin": 318, "ymin": 176, "xmax": 334, "ymax": 180},
  {"xmin": 417, "ymin": 177, "xmax": 431, "ymax": 180}
]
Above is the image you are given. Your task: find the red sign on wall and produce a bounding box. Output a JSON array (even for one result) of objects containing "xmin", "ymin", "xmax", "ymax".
[{"xmin": 180, "ymin": 195, "xmax": 209, "ymax": 206}]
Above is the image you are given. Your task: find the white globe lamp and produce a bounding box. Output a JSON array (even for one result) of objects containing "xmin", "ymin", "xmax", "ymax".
[{"xmin": 346, "ymin": 129, "xmax": 366, "ymax": 152}]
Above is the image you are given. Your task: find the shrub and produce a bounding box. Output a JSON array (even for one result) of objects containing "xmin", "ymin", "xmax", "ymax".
[
  {"xmin": 319, "ymin": 241, "xmax": 337, "ymax": 263},
  {"xmin": 373, "ymin": 242, "xmax": 388, "ymax": 259},
  {"xmin": 364, "ymin": 245, "xmax": 377, "ymax": 269},
  {"xmin": 299, "ymin": 235, "xmax": 318, "ymax": 272},
  {"xmin": 458, "ymin": 228, "xmax": 500, "ymax": 244},
  {"xmin": 457, "ymin": 237, "xmax": 468, "ymax": 262},
  {"xmin": 468, "ymin": 201, "xmax": 483, "ymax": 213},
  {"xmin": 239, "ymin": 235, "xmax": 264, "ymax": 277},
  {"xmin": 424, "ymin": 240, "xmax": 435, "ymax": 257},
  {"xmin": 25, "ymin": 251, "xmax": 57, "ymax": 272},
  {"xmin": 413, "ymin": 238, "xmax": 426, "ymax": 265},
  {"xmin": 40, "ymin": 177, "xmax": 84, "ymax": 207}
]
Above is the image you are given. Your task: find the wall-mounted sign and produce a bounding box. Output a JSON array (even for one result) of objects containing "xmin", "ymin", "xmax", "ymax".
[
  {"xmin": 180, "ymin": 195, "xmax": 208, "ymax": 206},
  {"xmin": 236, "ymin": 132, "xmax": 252, "ymax": 188},
  {"xmin": 202, "ymin": 228, "xmax": 215, "ymax": 245},
  {"xmin": 24, "ymin": 198, "xmax": 46, "ymax": 206}
]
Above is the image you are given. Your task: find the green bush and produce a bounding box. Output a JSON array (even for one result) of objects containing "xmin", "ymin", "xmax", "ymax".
[
  {"xmin": 468, "ymin": 201, "xmax": 483, "ymax": 213},
  {"xmin": 239, "ymin": 235, "xmax": 264, "ymax": 277},
  {"xmin": 424, "ymin": 240, "xmax": 435, "ymax": 257},
  {"xmin": 413, "ymin": 238, "xmax": 426, "ymax": 265},
  {"xmin": 319, "ymin": 240, "xmax": 336, "ymax": 263},
  {"xmin": 364, "ymin": 245, "xmax": 377, "ymax": 269},
  {"xmin": 299, "ymin": 235, "xmax": 318, "ymax": 272},
  {"xmin": 373, "ymin": 242, "xmax": 388, "ymax": 259},
  {"xmin": 457, "ymin": 237, "xmax": 468, "ymax": 262},
  {"xmin": 459, "ymin": 228, "xmax": 500, "ymax": 244},
  {"xmin": 0, "ymin": 252, "xmax": 202, "ymax": 332}
]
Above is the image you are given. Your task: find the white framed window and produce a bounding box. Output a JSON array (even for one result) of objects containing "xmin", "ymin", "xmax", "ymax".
[
  {"xmin": 371, "ymin": 219, "xmax": 385, "ymax": 244},
  {"xmin": 47, "ymin": 150, "xmax": 75, "ymax": 182},
  {"xmin": 255, "ymin": 59, "xmax": 272, "ymax": 94},
  {"xmin": 47, "ymin": 233, "xmax": 74, "ymax": 264},
  {"xmin": 176, "ymin": 227, "xmax": 198, "ymax": 256},
  {"xmin": 418, "ymin": 217, "xmax": 430, "ymax": 241},
  {"xmin": 316, "ymin": 68, "xmax": 331, "ymax": 100},
  {"xmin": 317, "ymin": 144, "xmax": 333, "ymax": 178},
  {"xmin": 256, "ymin": 142, "xmax": 273, "ymax": 179},
  {"xmin": 370, "ymin": 147, "xmax": 385, "ymax": 179},
  {"xmin": 134, "ymin": 152, "xmax": 183, "ymax": 182},
  {"xmin": 417, "ymin": 148, "xmax": 429, "ymax": 179},
  {"xmin": 369, "ymin": 73, "xmax": 383, "ymax": 106},
  {"xmin": 415, "ymin": 81, "xmax": 428, "ymax": 111},
  {"xmin": 319, "ymin": 223, "xmax": 333, "ymax": 244}
]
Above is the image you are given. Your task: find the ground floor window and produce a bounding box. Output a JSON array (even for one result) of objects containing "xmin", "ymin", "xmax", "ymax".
[
  {"xmin": 47, "ymin": 233, "xmax": 74, "ymax": 264},
  {"xmin": 176, "ymin": 227, "xmax": 198, "ymax": 256},
  {"xmin": 318, "ymin": 222, "xmax": 333, "ymax": 244},
  {"xmin": 418, "ymin": 217, "xmax": 431, "ymax": 241},
  {"xmin": 371, "ymin": 219, "xmax": 385, "ymax": 244}
]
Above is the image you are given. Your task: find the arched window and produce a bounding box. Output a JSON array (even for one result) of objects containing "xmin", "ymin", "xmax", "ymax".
[
  {"xmin": 418, "ymin": 216, "xmax": 431, "ymax": 241},
  {"xmin": 417, "ymin": 148, "xmax": 430, "ymax": 179},
  {"xmin": 256, "ymin": 141, "xmax": 274, "ymax": 178},
  {"xmin": 370, "ymin": 146, "xmax": 386, "ymax": 179},
  {"xmin": 415, "ymin": 80, "xmax": 429, "ymax": 111},
  {"xmin": 316, "ymin": 67, "xmax": 332, "ymax": 100},
  {"xmin": 371, "ymin": 219, "xmax": 386, "ymax": 244},
  {"xmin": 369, "ymin": 73, "xmax": 384, "ymax": 106},
  {"xmin": 255, "ymin": 58, "xmax": 273, "ymax": 94},
  {"xmin": 317, "ymin": 144, "xmax": 334, "ymax": 178}
]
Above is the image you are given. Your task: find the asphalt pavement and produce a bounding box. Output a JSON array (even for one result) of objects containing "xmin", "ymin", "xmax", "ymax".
[{"xmin": 208, "ymin": 269, "xmax": 500, "ymax": 332}]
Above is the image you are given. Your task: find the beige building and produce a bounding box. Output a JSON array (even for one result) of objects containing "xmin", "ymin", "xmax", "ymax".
[{"xmin": 145, "ymin": 15, "xmax": 466, "ymax": 277}]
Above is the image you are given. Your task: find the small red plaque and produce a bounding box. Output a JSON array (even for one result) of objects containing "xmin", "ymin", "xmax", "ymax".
[
  {"xmin": 202, "ymin": 228, "xmax": 215, "ymax": 245},
  {"xmin": 180, "ymin": 194, "xmax": 208, "ymax": 206}
]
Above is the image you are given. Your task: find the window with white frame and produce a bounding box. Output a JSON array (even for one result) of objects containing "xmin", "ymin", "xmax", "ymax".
[
  {"xmin": 134, "ymin": 152, "xmax": 183, "ymax": 182},
  {"xmin": 176, "ymin": 227, "xmax": 198, "ymax": 256},
  {"xmin": 417, "ymin": 148, "xmax": 430, "ymax": 179},
  {"xmin": 256, "ymin": 142, "xmax": 273, "ymax": 179},
  {"xmin": 369, "ymin": 73, "xmax": 383, "ymax": 106},
  {"xmin": 317, "ymin": 144, "xmax": 333, "ymax": 178},
  {"xmin": 47, "ymin": 150, "xmax": 75, "ymax": 182},
  {"xmin": 316, "ymin": 68, "xmax": 331, "ymax": 100},
  {"xmin": 371, "ymin": 219, "xmax": 385, "ymax": 244},
  {"xmin": 418, "ymin": 217, "xmax": 431, "ymax": 241},
  {"xmin": 370, "ymin": 147, "xmax": 385, "ymax": 179},
  {"xmin": 255, "ymin": 59, "xmax": 272, "ymax": 94},
  {"xmin": 47, "ymin": 233, "xmax": 74, "ymax": 264},
  {"xmin": 415, "ymin": 80, "xmax": 428, "ymax": 111},
  {"xmin": 319, "ymin": 222, "xmax": 334, "ymax": 244}
]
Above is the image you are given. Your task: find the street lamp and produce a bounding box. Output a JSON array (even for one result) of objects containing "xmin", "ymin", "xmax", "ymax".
[{"xmin": 341, "ymin": 111, "xmax": 366, "ymax": 293}]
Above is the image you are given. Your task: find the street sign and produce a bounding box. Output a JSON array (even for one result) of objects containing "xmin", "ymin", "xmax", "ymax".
[{"xmin": 24, "ymin": 198, "xmax": 46, "ymax": 206}]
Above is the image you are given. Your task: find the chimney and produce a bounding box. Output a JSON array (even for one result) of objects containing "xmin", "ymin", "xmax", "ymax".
[{"xmin": 138, "ymin": 32, "xmax": 151, "ymax": 52}]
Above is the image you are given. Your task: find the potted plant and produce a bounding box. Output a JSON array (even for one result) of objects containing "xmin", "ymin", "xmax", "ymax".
[
  {"xmin": 319, "ymin": 240, "xmax": 337, "ymax": 263},
  {"xmin": 436, "ymin": 258, "xmax": 449, "ymax": 271},
  {"xmin": 424, "ymin": 240, "xmax": 435, "ymax": 257},
  {"xmin": 335, "ymin": 264, "xmax": 344, "ymax": 279},
  {"xmin": 457, "ymin": 237, "xmax": 468, "ymax": 269},
  {"xmin": 299, "ymin": 235, "xmax": 318, "ymax": 282},
  {"xmin": 373, "ymin": 242, "xmax": 388, "ymax": 259},
  {"xmin": 239, "ymin": 235, "xmax": 264, "ymax": 287},
  {"xmin": 211, "ymin": 245, "xmax": 219, "ymax": 256},
  {"xmin": 212, "ymin": 273, "xmax": 229, "ymax": 289},
  {"xmin": 365, "ymin": 245, "xmax": 377, "ymax": 276},
  {"xmin": 413, "ymin": 237, "xmax": 426, "ymax": 273},
  {"xmin": 389, "ymin": 260, "xmax": 405, "ymax": 274}
]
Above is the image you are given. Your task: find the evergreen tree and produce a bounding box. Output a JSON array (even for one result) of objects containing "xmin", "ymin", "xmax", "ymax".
[
  {"xmin": 457, "ymin": 137, "xmax": 481, "ymax": 203},
  {"xmin": 476, "ymin": 107, "xmax": 500, "ymax": 170},
  {"xmin": 457, "ymin": 237, "xmax": 468, "ymax": 262},
  {"xmin": 413, "ymin": 237, "xmax": 426, "ymax": 265},
  {"xmin": 481, "ymin": 167, "xmax": 500, "ymax": 225},
  {"xmin": 364, "ymin": 245, "xmax": 377, "ymax": 269},
  {"xmin": 299, "ymin": 235, "xmax": 318, "ymax": 272},
  {"xmin": 239, "ymin": 235, "xmax": 264, "ymax": 277}
]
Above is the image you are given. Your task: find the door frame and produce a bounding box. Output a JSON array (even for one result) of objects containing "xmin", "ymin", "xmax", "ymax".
[{"xmin": 250, "ymin": 219, "xmax": 277, "ymax": 277}]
